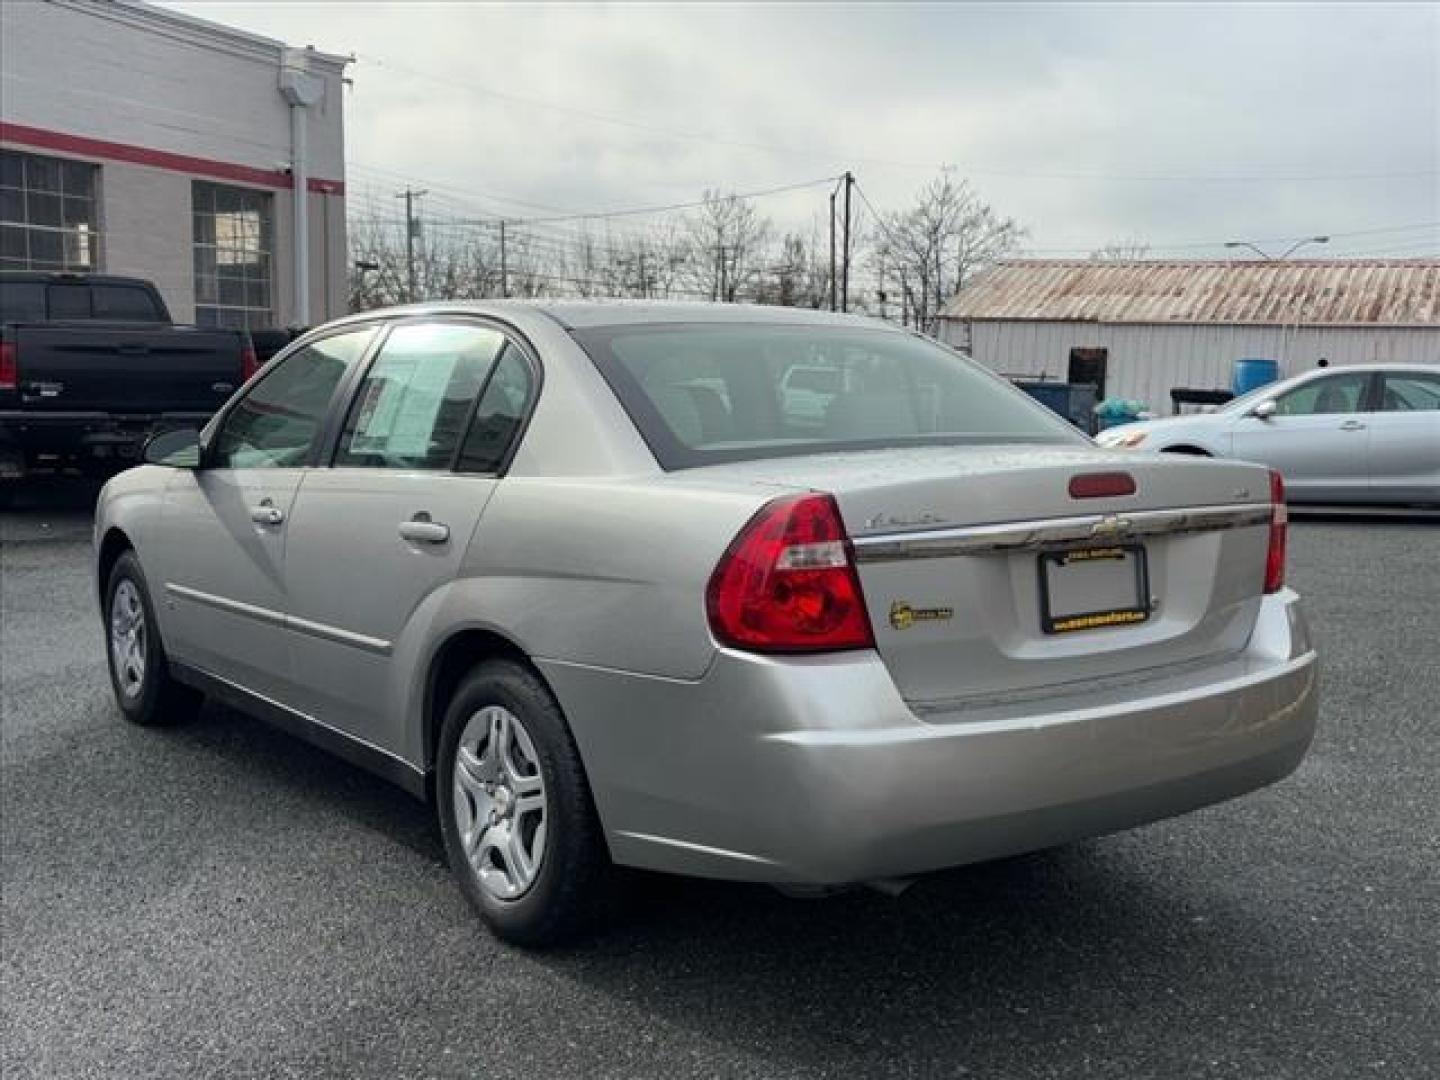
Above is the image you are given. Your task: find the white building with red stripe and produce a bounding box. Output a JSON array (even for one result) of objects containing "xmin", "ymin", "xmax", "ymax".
[{"xmin": 1, "ymin": 0, "xmax": 349, "ymax": 329}]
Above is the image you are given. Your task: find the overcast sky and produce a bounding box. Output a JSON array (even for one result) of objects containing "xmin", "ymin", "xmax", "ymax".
[{"xmin": 169, "ymin": 1, "xmax": 1439, "ymax": 259}]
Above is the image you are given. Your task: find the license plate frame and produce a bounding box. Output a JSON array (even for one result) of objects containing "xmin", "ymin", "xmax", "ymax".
[{"xmin": 1038, "ymin": 544, "xmax": 1152, "ymax": 635}]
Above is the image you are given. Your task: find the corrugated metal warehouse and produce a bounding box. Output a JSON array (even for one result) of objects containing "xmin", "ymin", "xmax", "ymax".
[{"xmin": 938, "ymin": 260, "xmax": 1439, "ymax": 411}]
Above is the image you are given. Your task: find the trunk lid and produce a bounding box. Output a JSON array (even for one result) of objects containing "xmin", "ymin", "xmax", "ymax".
[{"xmin": 692, "ymin": 445, "xmax": 1275, "ymax": 707}]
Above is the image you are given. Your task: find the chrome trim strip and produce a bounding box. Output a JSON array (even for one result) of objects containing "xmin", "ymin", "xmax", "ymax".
[
  {"xmin": 851, "ymin": 503, "xmax": 1274, "ymax": 562},
  {"xmin": 165, "ymin": 583, "xmax": 285, "ymax": 627},
  {"xmin": 286, "ymin": 613, "xmax": 392, "ymax": 656},
  {"xmin": 614, "ymin": 831, "xmax": 782, "ymax": 866},
  {"xmin": 165, "ymin": 583, "xmax": 392, "ymax": 655}
]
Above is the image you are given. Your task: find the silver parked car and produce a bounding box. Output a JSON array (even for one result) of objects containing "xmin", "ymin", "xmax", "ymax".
[
  {"xmin": 95, "ymin": 303, "xmax": 1318, "ymax": 945},
  {"xmin": 1096, "ymin": 364, "xmax": 1440, "ymax": 506}
]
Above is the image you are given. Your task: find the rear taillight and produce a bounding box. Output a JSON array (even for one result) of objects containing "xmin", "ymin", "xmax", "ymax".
[
  {"xmin": 1264, "ymin": 469, "xmax": 1288, "ymax": 594},
  {"xmin": 706, "ymin": 492, "xmax": 875, "ymax": 653},
  {"xmin": 0, "ymin": 342, "xmax": 17, "ymax": 391},
  {"xmin": 241, "ymin": 343, "xmax": 260, "ymax": 382}
]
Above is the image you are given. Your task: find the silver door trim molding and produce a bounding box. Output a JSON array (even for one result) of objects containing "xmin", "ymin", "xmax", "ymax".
[
  {"xmin": 285, "ymin": 613, "xmax": 393, "ymax": 656},
  {"xmin": 165, "ymin": 583, "xmax": 393, "ymax": 655},
  {"xmin": 851, "ymin": 503, "xmax": 1274, "ymax": 562},
  {"xmin": 165, "ymin": 582, "xmax": 286, "ymax": 627}
]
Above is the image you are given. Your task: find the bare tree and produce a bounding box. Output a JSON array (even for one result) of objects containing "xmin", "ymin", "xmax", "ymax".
[
  {"xmin": 348, "ymin": 171, "xmax": 1027, "ymax": 321},
  {"xmin": 683, "ymin": 190, "xmax": 774, "ymax": 302},
  {"xmin": 873, "ymin": 168, "xmax": 1025, "ymax": 332},
  {"xmin": 1090, "ymin": 237, "xmax": 1152, "ymax": 260}
]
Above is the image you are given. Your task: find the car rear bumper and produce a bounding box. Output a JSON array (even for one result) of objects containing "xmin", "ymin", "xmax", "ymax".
[
  {"xmin": 539, "ymin": 589, "xmax": 1318, "ymax": 886},
  {"xmin": 0, "ymin": 411, "xmax": 213, "ymax": 473}
]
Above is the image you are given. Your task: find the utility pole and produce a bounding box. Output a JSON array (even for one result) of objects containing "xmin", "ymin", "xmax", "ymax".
[
  {"xmin": 395, "ymin": 187, "xmax": 426, "ymax": 302},
  {"xmin": 828, "ymin": 187, "xmax": 838, "ymax": 312},
  {"xmin": 499, "ymin": 220, "xmax": 509, "ymax": 299},
  {"xmin": 840, "ymin": 171, "xmax": 854, "ymax": 313}
]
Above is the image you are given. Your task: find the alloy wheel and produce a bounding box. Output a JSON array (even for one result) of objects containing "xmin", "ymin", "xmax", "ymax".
[
  {"xmin": 452, "ymin": 705, "xmax": 548, "ymax": 900},
  {"xmin": 109, "ymin": 579, "xmax": 147, "ymax": 699}
]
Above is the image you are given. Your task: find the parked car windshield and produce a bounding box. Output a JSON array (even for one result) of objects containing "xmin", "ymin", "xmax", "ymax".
[{"xmin": 575, "ymin": 322, "xmax": 1081, "ymax": 468}]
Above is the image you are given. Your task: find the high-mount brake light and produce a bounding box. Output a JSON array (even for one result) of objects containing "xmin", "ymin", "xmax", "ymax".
[
  {"xmin": 1069, "ymin": 471, "xmax": 1137, "ymax": 499},
  {"xmin": 706, "ymin": 492, "xmax": 874, "ymax": 653}
]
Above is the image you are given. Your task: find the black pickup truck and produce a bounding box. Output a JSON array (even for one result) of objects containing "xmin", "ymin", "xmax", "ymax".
[{"xmin": 0, "ymin": 272, "xmax": 255, "ymax": 496}]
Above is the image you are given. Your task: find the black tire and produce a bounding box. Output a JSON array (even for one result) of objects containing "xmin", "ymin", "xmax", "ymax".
[
  {"xmin": 436, "ymin": 659, "xmax": 614, "ymax": 947},
  {"xmin": 103, "ymin": 550, "xmax": 202, "ymax": 727}
]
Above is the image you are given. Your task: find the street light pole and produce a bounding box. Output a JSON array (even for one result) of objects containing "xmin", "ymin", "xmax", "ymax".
[
  {"xmin": 1223, "ymin": 236, "xmax": 1329, "ymax": 261},
  {"xmin": 1223, "ymin": 236, "xmax": 1331, "ymax": 368}
]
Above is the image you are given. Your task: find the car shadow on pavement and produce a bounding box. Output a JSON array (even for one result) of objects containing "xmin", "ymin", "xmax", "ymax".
[
  {"xmin": 165, "ymin": 700, "xmax": 445, "ymax": 865},
  {"xmin": 541, "ymin": 847, "xmax": 1283, "ymax": 1074},
  {"xmin": 116, "ymin": 699, "xmax": 1329, "ymax": 1075}
]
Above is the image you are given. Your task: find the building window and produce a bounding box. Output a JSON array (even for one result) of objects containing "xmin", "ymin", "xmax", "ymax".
[
  {"xmin": 0, "ymin": 150, "xmax": 98, "ymax": 272},
  {"xmin": 193, "ymin": 181, "xmax": 273, "ymax": 329}
]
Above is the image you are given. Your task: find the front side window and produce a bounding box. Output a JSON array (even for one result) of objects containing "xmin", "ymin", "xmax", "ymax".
[
  {"xmin": 1379, "ymin": 372, "xmax": 1440, "ymax": 412},
  {"xmin": 1274, "ymin": 373, "xmax": 1371, "ymax": 416},
  {"xmin": 574, "ymin": 323, "xmax": 1080, "ymax": 469},
  {"xmin": 0, "ymin": 150, "xmax": 98, "ymax": 272},
  {"xmin": 193, "ymin": 181, "xmax": 273, "ymax": 330},
  {"xmin": 335, "ymin": 322, "xmax": 507, "ymax": 470},
  {"xmin": 212, "ymin": 329, "xmax": 373, "ymax": 468}
]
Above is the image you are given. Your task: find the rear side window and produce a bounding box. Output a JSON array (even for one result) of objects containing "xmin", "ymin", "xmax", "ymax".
[
  {"xmin": 0, "ymin": 281, "xmax": 45, "ymax": 322},
  {"xmin": 1380, "ymin": 373, "xmax": 1440, "ymax": 412},
  {"xmin": 48, "ymin": 283, "xmax": 89, "ymax": 319},
  {"xmin": 456, "ymin": 344, "xmax": 536, "ymax": 474},
  {"xmin": 335, "ymin": 322, "xmax": 506, "ymax": 470},
  {"xmin": 91, "ymin": 285, "xmax": 162, "ymax": 321},
  {"xmin": 574, "ymin": 322, "xmax": 1079, "ymax": 469}
]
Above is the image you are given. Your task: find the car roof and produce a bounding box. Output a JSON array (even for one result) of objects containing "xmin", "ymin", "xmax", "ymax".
[{"xmin": 322, "ymin": 298, "xmax": 898, "ymax": 333}]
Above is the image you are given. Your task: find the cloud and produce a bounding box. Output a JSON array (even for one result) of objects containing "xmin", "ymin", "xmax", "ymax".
[{"xmin": 166, "ymin": 1, "xmax": 1439, "ymax": 257}]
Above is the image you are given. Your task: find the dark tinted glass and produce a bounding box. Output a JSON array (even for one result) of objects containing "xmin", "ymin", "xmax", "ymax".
[
  {"xmin": 91, "ymin": 285, "xmax": 163, "ymax": 321},
  {"xmin": 0, "ymin": 281, "xmax": 46, "ymax": 322},
  {"xmin": 212, "ymin": 329, "xmax": 373, "ymax": 468},
  {"xmin": 456, "ymin": 345, "xmax": 535, "ymax": 473},
  {"xmin": 48, "ymin": 283, "xmax": 89, "ymax": 319}
]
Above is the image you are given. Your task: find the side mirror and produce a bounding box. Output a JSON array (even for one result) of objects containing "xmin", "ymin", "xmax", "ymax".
[
  {"xmin": 1250, "ymin": 400, "xmax": 1277, "ymax": 420},
  {"xmin": 143, "ymin": 427, "xmax": 203, "ymax": 468}
]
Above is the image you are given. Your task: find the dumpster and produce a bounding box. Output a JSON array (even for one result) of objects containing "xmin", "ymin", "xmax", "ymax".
[{"xmin": 1013, "ymin": 380, "xmax": 1099, "ymax": 434}]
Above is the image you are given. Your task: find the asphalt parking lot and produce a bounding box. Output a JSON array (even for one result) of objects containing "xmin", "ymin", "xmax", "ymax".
[{"xmin": 2, "ymin": 486, "xmax": 1437, "ymax": 1079}]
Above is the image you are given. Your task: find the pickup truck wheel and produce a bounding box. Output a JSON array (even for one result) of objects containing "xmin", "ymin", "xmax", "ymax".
[
  {"xmin": 104, "ymin": 551, "xmax": 201, "ymax": 726},
  {"xmin": 437, "ymin": 660, "xmax": 614, "ymax": 947}
]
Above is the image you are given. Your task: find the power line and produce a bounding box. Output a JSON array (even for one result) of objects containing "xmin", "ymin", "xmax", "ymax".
[{"xmin": 354, "ymin": 52, "xmax": 1438, "ymax": 185}]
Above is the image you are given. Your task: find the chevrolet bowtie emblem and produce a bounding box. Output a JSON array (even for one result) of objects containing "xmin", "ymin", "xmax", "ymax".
[{"xmin": 1091, "ymin": 514, "xmax": 1133, "ymax": 537}]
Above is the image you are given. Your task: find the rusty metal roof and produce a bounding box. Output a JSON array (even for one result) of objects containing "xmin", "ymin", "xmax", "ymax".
[{"xmin": 940, "ymin": 259, "xmax": 1440, "ymax": 327}]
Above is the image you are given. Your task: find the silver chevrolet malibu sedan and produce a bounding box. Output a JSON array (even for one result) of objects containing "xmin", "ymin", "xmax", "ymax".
[{"xmin": 95, "ymin": 302, "xmax": 1318, "ymax": 945}]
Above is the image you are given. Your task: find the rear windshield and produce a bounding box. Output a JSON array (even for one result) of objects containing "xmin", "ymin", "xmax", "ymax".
[{"xmin": 574, "ymin": 322, "xmax": 1081, "ymax": 468}]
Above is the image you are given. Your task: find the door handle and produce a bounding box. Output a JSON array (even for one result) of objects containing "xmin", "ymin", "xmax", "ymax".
[
  {"xmin": 1339, "ymin": 420, "xmax": 1367, "ymax": 431},
  {"xmin": 399, "ymin": 513, "xmax": 450, "ymax": 544},
  {"xmin": 250, "ymin": 499, "xmax": 284, "ymax": 526}
]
